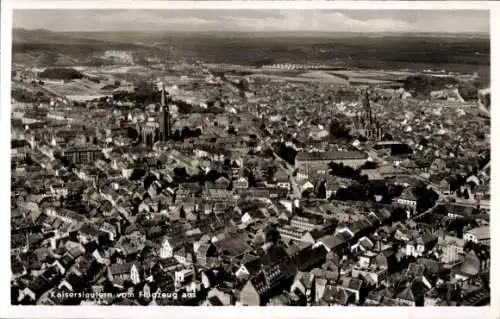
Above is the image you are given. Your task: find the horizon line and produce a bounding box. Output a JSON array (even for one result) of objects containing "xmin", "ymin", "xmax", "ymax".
[{"xmin": 14, "ymin": 27, "xmax": 490, "ymax": 36}]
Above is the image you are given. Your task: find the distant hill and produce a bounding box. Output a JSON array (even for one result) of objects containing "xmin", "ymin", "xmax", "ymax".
[
  {"xmin": 12, "ymin": 29, "xmax": 490, "ymax": 78},
  {"xmin": 13, "ymin": 28, "xmax": 110, "ymax": 45},
  {"xmin": 12, "ymin": 28, "xmax": 164, "ymax": 63}
]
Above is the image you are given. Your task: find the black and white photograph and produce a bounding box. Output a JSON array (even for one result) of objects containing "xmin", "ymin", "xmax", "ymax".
[{"xmin": 7, "ymin": 4, "xmax": 492, "ymax": 312}]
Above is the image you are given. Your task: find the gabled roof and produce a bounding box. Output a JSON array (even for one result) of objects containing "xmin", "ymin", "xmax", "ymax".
[
  {"xmin": 396, "ymin": 286, "xmax": 415, "ymax": 302},
  {"xmin": 294, "ymin": 245, "xmax": 327, "ymax": 271},
  {"xmin": 207, "ymin": 296, "xmax": 224, "ymax": 306},
  {"xmin": 214, "ymin": 232, "xmax": 252, "ymax": 258},
  {"xmin": 340, "ymin": 276, "xmax": 363, "ymax": 291},
  {"xmin": 109, "ymin": 262, "xmax": 138, "ymax": 275},
  {"xmin": 241, "ymin": 256, "xmax": 262, "ymax": 277},
  {"xmin": 243, "ymin": 209, "xmax": 267, "ymax": 220},
  {"xmin": 261, "ymin": 245, "xmax": 290, "ymax": 267},
  {"xmin": 398, "ymin": 187, "xmax": 419, "ymax": 201},
  {"xmin": 215, "ymin": 176, "xmax": 231, "ymax": 186},
  {"xmin": 296, "ymin": 151, "xmax": 367, "ymax": 162},
  {"xmin": 294, "ymin": 271, "xmax": 314, "ymax": 290},
  {"xmin": 308, "ymin": 229, "xmax": 327, "ymax": 241},
  {"xmin": 318, "ymin": 233, "xmax": 349, "ymax": 251},
  {"xmin": 466, "ymin": 226, "xmax": 490, "ymax": 241},
  {"xmin": 460, "ymin": 250, "xmax": 480, "ymax": 276}
]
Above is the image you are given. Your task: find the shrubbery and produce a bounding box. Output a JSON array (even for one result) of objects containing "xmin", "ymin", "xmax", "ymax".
[
  {"xmin": 403, "ymin": 74, "xmax": 459, "ymax": 97},
  {"xmin": 39, "ymin": 67, "xmax": 84, "ymax": 80}
]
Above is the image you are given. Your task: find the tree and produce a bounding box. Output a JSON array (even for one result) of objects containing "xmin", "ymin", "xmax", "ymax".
[
  {"xmin": 329, "ymin": 119, "xmax": 350, "ymax": 139},
  {"xmin": 302, "ymin": 189, "xmax": 313, "ymax": 198},
  {"xmin": 458, "ymin": 80, "xmax": 480, "ymax": 101},
  {"xmin": 39, "ymin": 67, "xmax": 84, "ymax": 80},
  {"xmin": 172, "ymin": 130, "xmax": 182, "ymax": 141},
  {"xmin": 382, "ymin": 133, "xmax": 393, "ymax": 141},
  {"xmin": 265, "ymin": 225, "xmax": 281, "ymax": 245},
  {"xmin": 173, "ymin": 167, "xmax": 189, "ymax": 181},
  {"xmin": 391, "ymin": 143, "xmax": 413, "ymax": 156},
  {"xmin": 227, "ymin": 126, "xmax": 237, "ymax": 135},
  {"xmin": 144, "ymin": 174, "xmax": 157, "ymax": 190},
  {"xmin": 391, "ymin": 207, "xmax": 407, "ymax": 222},
  {"xmin": 133, "ymin": 81, "xmax": 161, "ymax": 105},
  {"xmin": 360, "ymin": 161, "xmax": 378, "ymax": 170},
  {"xmin": 403, "ymin": 74, "xmax": 459, "ymax": 97},
  {"xmin": 447, "ymin": 219, "xmax": 466, "ymax": 237},
  {"xmin": 328, "ymin": 162, "xmax": 362, "ymax": 181},
  {"xmin": 247, "ymin": 170, "xmax": 257, "ymax": 188},
  {"xmin": 274, "ymin": 143, "xmax": 297, "ymax": 165},
  {"xmin": 264, "ymin": 165, "xmax": 277, "ymax": 181},
  {"xmin": 127, "ymin": 127, "xmax": 139, "ymax": 141},
  {"xmin": 129, "ymin": 168, "xmax": 146, "ymax": 181},
  {"xmin": 316, "ymin": 181, "xmax": 327, "ymax": 199},
  {"xmin": 179, "ymin": 206, "xmax": 186, "ymax": 219}
]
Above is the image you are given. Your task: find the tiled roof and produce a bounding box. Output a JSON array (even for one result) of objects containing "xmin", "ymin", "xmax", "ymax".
[
  {"xmin": 296, "ymin": 151, "xmax": 367, "ymax": 162},
  {"xmin": 396, "ymin": 286, "xmax": 415, "ymax": 302},
  {"xmin": 294, "ymin": 245, "xmax": 327, "ymax": 271},
  {"xmin": 466, "ymin": 226, "xmax": 490, "ymax": 241},
  {"xmin": 109, "ymin": 262, "xmax": 137, "ymax": 275},
  {"xmin": 460, "ymin": 250, "xmax": 480, "ymax": 276}
]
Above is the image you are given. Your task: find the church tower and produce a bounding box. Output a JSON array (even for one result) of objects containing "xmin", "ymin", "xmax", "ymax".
[
  {"xmin": 362, "ymin": 89, "xmax": 373, "ymax": 125},
  {"xmin": 159, "ymin": 81, "xmax": 171, "ymax": 141}
]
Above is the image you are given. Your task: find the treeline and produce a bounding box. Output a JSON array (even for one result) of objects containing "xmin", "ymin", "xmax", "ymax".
[
  {"xmin": 39, "ymin": 68, "xmax": 84, "ymax": 80},
  {"xmin": 403, "ymin": 74, "xmax": 489, "ymax": 101},
  {"xmin": 171, "ymin": 166, "xmax": 228, "ymax": 186},
  {"xmin": 326, "ymin": 161, "xmax": 438, "ymax": 209},
  {"xmin": 170, "ymin": 127, "xmax": 202, "ymax": 141},
  {"xmin": 13, "ymin": 42, "xmax": 149, "ymax": 60},
  {"xmin": 403, "ymin": 74, "xmax": 459, "ymax": 97},
  {"xmin": 413, "ymin": 184, "xmax": 440, "ymax": 213},
  {"xmin": 334, "ymin": 181, "xmax": 404, "ymax": 204},
  {"xmin": 12, "ymin": 88, "xmax": 50, "ymax": 103},
  {"xmin": 329, "ymin": 119, "xmax": 351, "ymax": 139},
  {"xmin": 458, "ymin": 78, "xmax": 489, "ymax": 101},
  {"xmin": 273, "ymin": 142, "xmax": 298, "ymax": 165},
  {"xmin": 112, "ymin": 83, "xmax": 224, "ymax": 114},
  {"xmin": 390, "ymin": 143, "xmax": 413, "ymax": 156},
  {"xmin": 328, "ymin": 162, "xmax": 366, "ymax": 183}
]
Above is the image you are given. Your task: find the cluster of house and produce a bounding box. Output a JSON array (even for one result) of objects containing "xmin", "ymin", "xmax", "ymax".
[
  {"xmin": 10, "ymin": 66, "xmax": 490, "ymax": 307},
  {"xmin": 11, "ymin": 147, "xmax": 490, "ymax": 306}
]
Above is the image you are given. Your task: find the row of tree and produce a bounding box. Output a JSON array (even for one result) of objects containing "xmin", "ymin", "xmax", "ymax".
[
  {"xmin": 12, "ymin": 88, "xmax": 50, "ymax": 103},
  {"xmin": 273, "ymin": 142, "xmax": 298, "ymax": 165},
  {"xmin": 38, "ymin": 67, "xmax": 84, "ymax": 80}
]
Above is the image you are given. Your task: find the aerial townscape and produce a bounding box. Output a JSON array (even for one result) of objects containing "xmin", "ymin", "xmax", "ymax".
[{"xmin": 10, "ymin": 12, "xmax": 490, "ymax": 307}]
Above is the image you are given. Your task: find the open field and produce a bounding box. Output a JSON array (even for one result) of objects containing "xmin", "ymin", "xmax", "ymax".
[
  {"xmin": 300, "ymin": 70, "xmax": 349, "ymax": 82},
  {"xmin": 43, "ymin": 77, "xmax": 115, "ymax": 99},
  {"xmin": 44, "ymin": 82, "xmax": 100, "ymax": 97},
  {"xmin": 248, "ymin": 72, "xmax": 350, "ymax": 85}
]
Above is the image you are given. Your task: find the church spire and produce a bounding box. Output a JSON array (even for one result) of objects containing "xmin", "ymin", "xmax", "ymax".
[
  {"xmin": 161, "ymin": 81, "xmax": 166, "ymax": 106},
  {"xmin": 159, "ymin": 81, "xmax": 171, "ymax": 141},
  {"xmin": 363, "ymin": 89, "xmax": 372, "ymax": 125}
]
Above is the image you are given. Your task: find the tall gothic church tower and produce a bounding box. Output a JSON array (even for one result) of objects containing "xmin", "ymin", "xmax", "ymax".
[
  {"xmin": 159, "ymin": 82, "xmax": 171, "ymax": 141},
  {"xmin": 362, "ymin": 89, "xmax": 373, "ymax": 125}
]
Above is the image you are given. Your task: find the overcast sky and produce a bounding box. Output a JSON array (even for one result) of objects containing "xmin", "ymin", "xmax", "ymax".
[{"xmin": 13, "ymin": 10, "xmax": 489, "ymax": 34}]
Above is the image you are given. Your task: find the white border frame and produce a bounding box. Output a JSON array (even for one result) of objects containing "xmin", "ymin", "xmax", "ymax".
[{"xmin": 1, "ymin": 1, "xmax": 498, "ymax": 318}]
